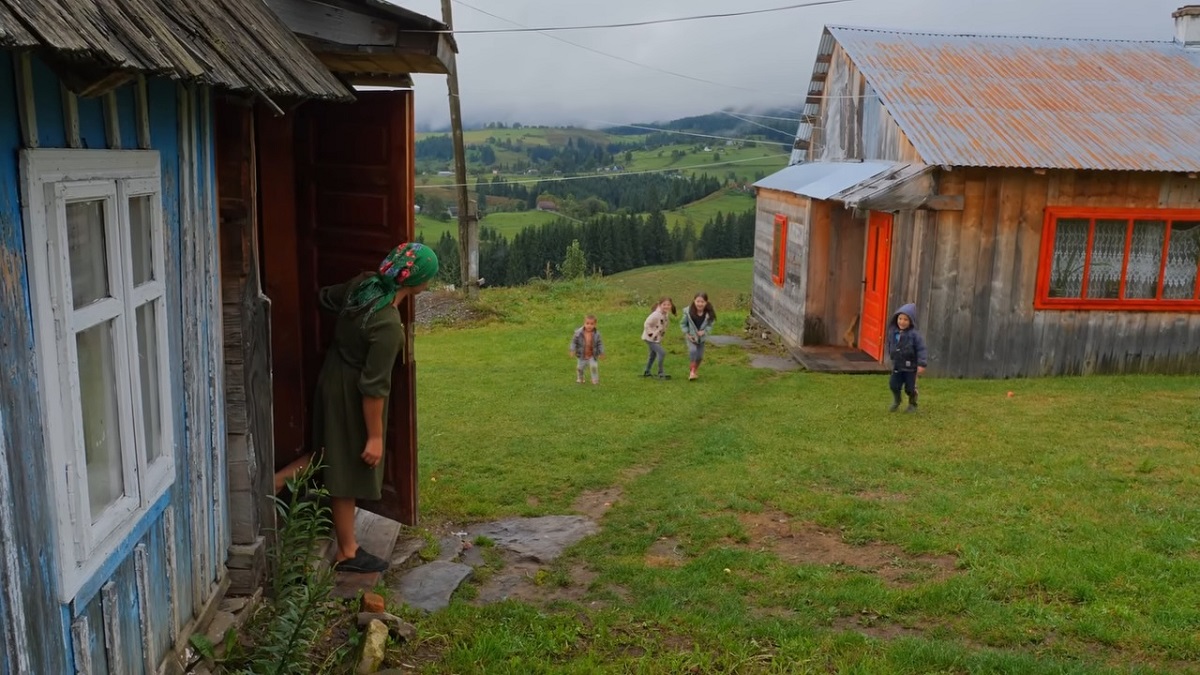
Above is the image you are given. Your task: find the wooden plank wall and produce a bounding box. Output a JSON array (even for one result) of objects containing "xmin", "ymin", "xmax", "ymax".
[
  {"xmin": 811, "ymin": 43, "xmax": 920, "ymax": 164},
  {"xmin": 894, "ymin": 167, "xmax": 1200, "ymax": 377},
  {"xmin": 0, "ymin": 52, "xmax": 229, "ymax": 672},
  {"xmin": 807, "ymin": 203, "xmax": 866, "ymax": 346},
  {"xmin": 0, "ymin": 50, "xmax": 67, "ymax": 675},
  {"xmin": 216, "ymin": 99, "xmax": 275, "ymax": 594},
  {"xmin": 751, "ymin": 189, "xmax": 810, "ymax": 347}
]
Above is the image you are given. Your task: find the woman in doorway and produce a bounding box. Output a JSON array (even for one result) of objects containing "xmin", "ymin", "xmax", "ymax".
[{"xmin": 307, "ymin": 242, "xmax": 438, "ymax": 573}]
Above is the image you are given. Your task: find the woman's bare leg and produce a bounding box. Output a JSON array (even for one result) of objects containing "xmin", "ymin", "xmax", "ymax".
[
  {"xmin": 273, "ymin": 452, "xmax": 314, "ymax": 493},
  {"xmin": 331, "ymin": 497, "xmax": 359, "ymax": 561}
]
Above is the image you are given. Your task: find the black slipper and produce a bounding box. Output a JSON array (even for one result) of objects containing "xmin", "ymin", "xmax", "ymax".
[{"xmin": 335, "ymin": 547, "xmax": 389, "ymax": 573}]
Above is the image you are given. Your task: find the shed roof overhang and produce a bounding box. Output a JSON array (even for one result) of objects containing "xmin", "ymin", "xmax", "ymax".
[
  {"xmin": 266, "ymin": 0, "xmax": 457, "ymax": 88},
  {"xmin": 754, "ymin": 161, "xmax": 958, "ymax": 211}
]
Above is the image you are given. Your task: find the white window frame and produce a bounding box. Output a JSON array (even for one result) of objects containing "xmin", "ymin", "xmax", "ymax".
[{"xmin": 20, "ymin": 149, "xmax": 175, "ymax": 602}]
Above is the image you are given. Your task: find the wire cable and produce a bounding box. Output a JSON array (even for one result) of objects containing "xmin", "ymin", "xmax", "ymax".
[{"xmin": 412, "ymin": 1, "xmax": 852, "ymax": 34}]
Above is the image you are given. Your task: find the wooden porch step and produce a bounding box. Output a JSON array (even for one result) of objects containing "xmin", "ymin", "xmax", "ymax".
[{"xmin": 792, "ymin": 346, "xmax": 891, "ymax": 374}]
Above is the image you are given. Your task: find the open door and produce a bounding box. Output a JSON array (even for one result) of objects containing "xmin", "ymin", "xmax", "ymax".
[
  {"xmin": 860, "ymin": 212, "xmax": 893, "ymax": 361},
  {"xmin": 295, "ymin": 90, "xmax": 419, "ymax": 525}
]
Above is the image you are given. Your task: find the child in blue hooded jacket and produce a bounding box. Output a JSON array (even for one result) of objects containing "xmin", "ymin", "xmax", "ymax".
[{"xmin": 888, "ymin": 303, "xmax": 928, "ymax": 413}]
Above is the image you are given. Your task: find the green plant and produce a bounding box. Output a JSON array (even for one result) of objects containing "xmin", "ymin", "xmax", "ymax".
[
  {"xmin": 559, "ymin": 239, "xmax": 587, "ymax": 280},
  {"xmin": 216, "ymin": 461, "xmax": 338, "ymax": 675}
]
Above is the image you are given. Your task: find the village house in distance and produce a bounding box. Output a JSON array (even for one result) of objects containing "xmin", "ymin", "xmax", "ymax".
[{"xmin": 753, "ymin": 5, "xmax": 1200, "ymax": 378}]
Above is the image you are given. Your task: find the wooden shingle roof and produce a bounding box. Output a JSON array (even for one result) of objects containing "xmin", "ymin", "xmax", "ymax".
[{"xmin": 0, "ymin": 0, "xmax": 353, "ymax": 100}]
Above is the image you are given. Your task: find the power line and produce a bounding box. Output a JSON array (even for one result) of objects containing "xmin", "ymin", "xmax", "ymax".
[
  {"xmin": 414, "ymin": 153, "xmax": 789, "ymax": 190},
  {"xmin": 412, "ymin": 0, "xmax": 852, "ymax": 34},
  {"xmin": 717, "ymin": 111, "xmax": 797, "ymax": 139},
  {"xmin": 452, "ymin": 0, "xmax": 798, "ymax": 97}
]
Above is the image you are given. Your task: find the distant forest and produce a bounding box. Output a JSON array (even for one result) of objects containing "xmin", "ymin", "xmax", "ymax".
[{"xmin": 418, "ymin": 208, "xmax": 755, "ymax": 288}]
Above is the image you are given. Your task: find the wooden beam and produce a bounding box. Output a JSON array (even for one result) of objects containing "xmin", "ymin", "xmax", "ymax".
[
  {"xmin": 101, "ymin": 582, "xmax": 124, "ymax": 675},
  {"xmin": 442, "ymin": 0, "xmax": 478, "ymax": 297},
  {"xmin": 135, "ymin": 75, "xmax": 151, "ymax": 149},
  {"xmin": 61, "ymin": 84, "xmax": 80, "ymax": 148},
  {"xmin": 265, "ymin": 0, "xmax": 398, "ymax": 46},
  {"xmin": 13, "ymin": 52, "xmax": 37, "ymax": 148},
  {"xmin": 920, "ymin": 194, "xmax": 965, "ymax": 211},
  {"xmin": 134, "ymin": 545, "xmax": 157, "ymax": 675},
  {"xmin": 103, "ymin": 91, "xmax": 121, "ymax": 150},
  {"xmin": 340, "ymin": 73, "xmax": 415, "ymax": 88},
  {"xmin": 70, "ymin": 616, "xmax": 93, "ymax": 675}
]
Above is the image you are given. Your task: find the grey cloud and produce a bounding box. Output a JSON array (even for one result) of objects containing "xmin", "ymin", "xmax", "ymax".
[{"xmin": 397, "ymin": 0, "xmax": 1186, "ymax": 130}]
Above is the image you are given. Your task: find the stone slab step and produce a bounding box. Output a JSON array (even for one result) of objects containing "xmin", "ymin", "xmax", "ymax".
[{"xmin": 331, "ymin": 509, "xmax": 403, "ymax": 599}]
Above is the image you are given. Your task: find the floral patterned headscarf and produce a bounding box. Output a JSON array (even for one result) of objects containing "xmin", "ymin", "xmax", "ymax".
[{"xmin": 343, "ymin": 242, "xmax": 439, "ymax": 320}]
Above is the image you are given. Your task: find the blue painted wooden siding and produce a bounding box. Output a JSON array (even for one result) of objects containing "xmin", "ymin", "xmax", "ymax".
[{"xmin": 0, "ymin": 51, "xmax": 227, "ymax": 674}]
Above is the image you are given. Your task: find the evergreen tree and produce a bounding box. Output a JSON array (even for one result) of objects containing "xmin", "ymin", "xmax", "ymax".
[{"xmin": 560, "ymin": 239, "xmax": 587, "ymax": 280}]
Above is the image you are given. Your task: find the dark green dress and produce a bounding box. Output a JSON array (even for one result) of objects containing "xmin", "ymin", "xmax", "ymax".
[{"xmin": 312, "ymin": 273, "xmax": 405, "ymax": 500}]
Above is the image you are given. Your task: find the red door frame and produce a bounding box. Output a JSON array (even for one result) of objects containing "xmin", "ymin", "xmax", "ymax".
[{"xmin": 860, "ymin": 212, "xmax": 893, "ymax": 361}]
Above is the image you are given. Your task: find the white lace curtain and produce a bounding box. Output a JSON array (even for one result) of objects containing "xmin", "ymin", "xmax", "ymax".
[{"xmin": 1048, "ymin": 217, "xmax": 1200, "ymax": 301}]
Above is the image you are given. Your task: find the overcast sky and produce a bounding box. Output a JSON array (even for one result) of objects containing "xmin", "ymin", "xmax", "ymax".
[{"xmin": 395, "ymin": 0, "xmax": 1187, "ymax": 129}]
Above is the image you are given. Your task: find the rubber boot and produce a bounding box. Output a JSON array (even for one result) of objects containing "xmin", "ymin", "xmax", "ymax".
[
  {"xmin": 904, "ymin": 391, "xmax": 918, "ymax": 413},
  {"xmin": 688, "ymin": 362, "xmax": 698, "ymax": 381}
]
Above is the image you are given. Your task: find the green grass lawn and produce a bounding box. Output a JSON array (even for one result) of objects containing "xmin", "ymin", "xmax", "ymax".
[
  {"xmin": 665, "ymin": 189, "xmax": 757, "ymax": 230},
  {"xmin": 389, "ymin": 261, "xmax": 1200, "ymax": 673}
]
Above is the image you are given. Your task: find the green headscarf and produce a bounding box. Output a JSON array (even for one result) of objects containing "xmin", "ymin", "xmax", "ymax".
[{"xmin": 342, "ymin": 242, "xmax": 439, "ymax": 320}]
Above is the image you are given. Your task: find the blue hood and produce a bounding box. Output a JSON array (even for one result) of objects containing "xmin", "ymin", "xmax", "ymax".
[{"xmin": 890, "ymin": 303, "xmax": 918, "ymax": 329}]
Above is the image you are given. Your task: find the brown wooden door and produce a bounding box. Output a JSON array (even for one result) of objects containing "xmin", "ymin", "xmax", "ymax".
[
  {"xmin": 296, "ymin": 90, "xmax": 418, "ymax": 525},
  {"xmin": 860, "ymin": 212, "xmax": 893, "ymax": 361}
]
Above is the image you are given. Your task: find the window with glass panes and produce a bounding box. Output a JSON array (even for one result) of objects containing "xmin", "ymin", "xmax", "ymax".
[
  {"xmin": 21, "ymin": 150, "xmax": 174, "ymax": 600},
  {"xmin": 1036, "ymin": 207, "xmax": 1200, "ymax": 310}
]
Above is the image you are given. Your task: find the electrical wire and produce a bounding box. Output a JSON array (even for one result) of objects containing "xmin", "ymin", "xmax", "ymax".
[
  {"xmin": 414, "ymin": 153, "xmax": 790, "ymax": 190},
  {"xmin": 411, "ymin": 1, "xmax": 853, "ymax": 34},
  {"xmin": 452, "ymin": 0, "xmax": 799, "ymax": 97},
  {"xmin": 716, "ymin": 111, "xmax": 797, "ymax": 139}
]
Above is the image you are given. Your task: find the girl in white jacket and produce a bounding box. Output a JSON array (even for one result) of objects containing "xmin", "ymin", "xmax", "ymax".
[{"xmin": 641, "ymin": 297, "xmax": 676, "ymax": 379}]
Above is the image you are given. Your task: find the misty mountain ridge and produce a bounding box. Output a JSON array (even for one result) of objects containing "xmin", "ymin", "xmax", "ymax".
[{"xmin": 416, "ymin": 106, "xmax": 800, "ymax": 139}]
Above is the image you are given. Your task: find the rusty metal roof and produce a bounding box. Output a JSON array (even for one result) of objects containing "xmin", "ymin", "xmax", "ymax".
[
  {"xmin": 0, "ymin": 0, "xmax": 353, "ymax": 100},
  {"xmin": 814, "ymin": 26, "xmax": 1200, "ymax": 172}
]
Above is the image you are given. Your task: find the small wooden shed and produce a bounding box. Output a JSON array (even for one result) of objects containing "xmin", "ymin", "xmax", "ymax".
[
  {"xmin": 0, "ymin": 0, "xmax": 452, "ymax": 672},
  {"xmin": 753, "ymin": 7, "xmax": 1200, "ymax": 378}
]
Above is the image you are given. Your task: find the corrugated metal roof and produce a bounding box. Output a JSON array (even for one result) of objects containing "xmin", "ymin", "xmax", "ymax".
[
  {"xmin": 0, "ymin": 0, "xmax": 353, "ymax": 100},
  {"xmin": 755, "ymin": 161, "xmax": 898, "ymax": 199},
  {"xmin": 818, "ymin": 26, "xmax": 1200, "ymax": 172}
]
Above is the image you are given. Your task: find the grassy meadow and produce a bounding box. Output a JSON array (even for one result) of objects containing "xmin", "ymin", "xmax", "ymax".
[{"xmin": 391, "ymin": 259, "xmax": 1200, "ymax": 674}]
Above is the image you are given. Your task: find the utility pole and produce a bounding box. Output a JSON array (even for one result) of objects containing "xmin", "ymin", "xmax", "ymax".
[{"xmin": 441, "ymin": 0, "xmax": 479, "ymax": 298}]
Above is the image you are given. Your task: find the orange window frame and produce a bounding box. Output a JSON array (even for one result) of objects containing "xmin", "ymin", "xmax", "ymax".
[
  {"xmin": 1035, "ymin": 206, "xmax": 1200, "ymax": 311},
  {"xmin": 771, "ymin": 213, "xmax": 788, "ymax": 287}
]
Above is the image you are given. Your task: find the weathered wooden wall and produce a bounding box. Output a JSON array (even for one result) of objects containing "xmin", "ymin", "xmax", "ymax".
[
  {"xmin": 0, "ymin": 51, "xmax": 228, "ymax": 673},
  {"xmin": 810, "ymin": 42, "xmax": 921, "ymax": 164},
  {"xmin": 806, "ymin": 201, "xmax": 867, "ymax": 346},
  {"xmin": 892, "ymin": 167, "xmax": 1200, "ymax": 377},
  {"xmin": 216, "ymin": 99, "xmax": 274, "ymax": 595},
  {"xmin": 751, "ymin": 189, "xmax": 810, "ymax": 347}
]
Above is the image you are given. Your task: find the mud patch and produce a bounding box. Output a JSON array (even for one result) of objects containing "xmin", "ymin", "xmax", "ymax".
[
  {"xmin": 415, "ymin": 289, "xmax": 493, "ymax": 327},
  {"xmin": 737, "ymin": 511, "xmax": 958, "ymax": 587},
  {"xmin": 572, "ymin": 486, "xmax": 622, "ymax": 520},
  {"xmin": 474, "ymin": 557, "xmax": 598, "ymax": 606},
  {"xmin": 832, "ymin": 614, "xmax": 928, "ymax": 640},
  {"xmin": 644, "ymin": 537, "xmax": 686, "ymax": 568}
]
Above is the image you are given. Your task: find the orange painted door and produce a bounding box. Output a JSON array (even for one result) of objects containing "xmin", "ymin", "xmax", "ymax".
[
  {"xmin": 295, "ymin": 91, "xmax": 419, "ymax": 525},
  {"xmin": 860, "ymin": 212, "xmax": 893, "ymax": 361}
]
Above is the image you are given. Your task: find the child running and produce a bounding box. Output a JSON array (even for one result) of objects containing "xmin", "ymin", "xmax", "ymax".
[
  {"xmin": 681, "ymin": 291, "xmax": 716, "ymax": 381},
  {"xmin": 642, "ymin": 296, "xmax": 676, "ymax": 379},
  {"xmin": 569, "ymin": 315, "xmax": 605, "ymax": 385}
]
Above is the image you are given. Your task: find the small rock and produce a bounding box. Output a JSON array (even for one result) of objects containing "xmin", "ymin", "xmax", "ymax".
[
  {"xmin": 218, "ymin": 597, "xmax": 249, "ymax": 614},
  {"xmin": 356, "ymin": 619, "xmax": 389, "ymax": 674},
  {"xmin": 361, "ymin": 592, "xmax": 386, "ymax": 614},
  {"xmin": 468, "ymin": 516, "xmax": 599, "ymax": 563},
  {"xmin": 395, "ymin": 561, "xmax": 473, "ymax": 613},
  {"xmin": 437, "ymin": 536, "xmax": 465, "ymax": 562},
  {"xmin": 357, "ymin": 612, "xmax": 417, "ymax": 642},
  {"xmin": 391, "ymin": 537, "xmax": 425, "ymax": 567},
  {"xmin": 203, "ymin": 611, "xmax": 236, "ymax": 646},
  {"xmin": 460, "ymin": 544, "xmax": 485, "ymax": 568}
]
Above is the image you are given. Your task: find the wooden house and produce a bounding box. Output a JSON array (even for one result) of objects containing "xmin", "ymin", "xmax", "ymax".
[
  {"xmin": 753, "ymin": 6, "xmax": 1200, "ymax": 378},
  {"xmin": 0, "ymin": 0, "xmax": 452, "ymax": 672}
]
